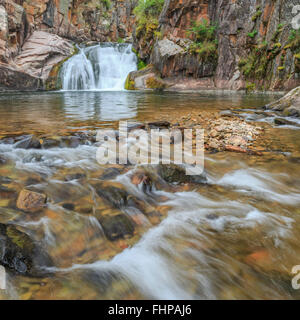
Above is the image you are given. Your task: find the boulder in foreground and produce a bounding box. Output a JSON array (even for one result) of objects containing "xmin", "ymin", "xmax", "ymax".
[{"xmin": 266, "ymin": 86, "xmax": 300, "ymax": 117}]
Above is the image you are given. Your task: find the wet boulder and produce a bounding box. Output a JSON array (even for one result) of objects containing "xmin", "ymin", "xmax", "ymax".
[
  {"xmin": 99, "ymin": 167, "xmax": 122, "ymax": 180},
  {"xmin": 0, "ymin": 224, "xmax": 53, "ymax": 275},
  {"xmin": 15, "ymin": 136, "xmax": 41, "ymax": 149},
  {"xmin": 148, "ymin": 121, "xmax": 171, "ymax": 129},
  {"xmin": 131, "ymin": 171, "xmax": 153, "ymax": 193},
  {"xmin": 95, "ymin": 182, "xmax": 129, "ymax": 209},
  {"xmin": 285, "ymin": 105, "xmax": 300, "ymax": 118},
  {"xmin": 98, "ymin": 214, "xmax": 135, "ymax": 241},
  {"xmin": 274, "ymin": 118, "xmax": 299, "ymax": 126},
  {"xmin": 64, "ymin": 173, "xmax": 86, "ymax": 181},
  {"xmin": 41, "ymin": 138, "xmax": 61, "ymax": 149},
  {"xmin": 16, "ymin": 189, "xmax": 47, "ymax": 212},
  {"xmin": 0, "ymin": 155, "xmax": 6, "ymax": 165},
  {"xmin": 62, "ymin": 203, "xmax": 75, "ymax": 211},
  {"xmin": 266, "ymin": 86, "xmax": 300, "ymax": 117},
  {"xmin": 157, "ymin": 164, "xmax": 207, "ymax": 185},
  {"xmin": 1, "ymin": 137, "xmax": 15, "ymax": 144},
  {"xmin": 0, "ymin": 185, "xmax": 17, "ymax": 199}
]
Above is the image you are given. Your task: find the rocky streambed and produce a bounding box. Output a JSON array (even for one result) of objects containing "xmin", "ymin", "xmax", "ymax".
[{"xmin": 1, "ymin": 91, "xmax": 300, "ymax": 299}]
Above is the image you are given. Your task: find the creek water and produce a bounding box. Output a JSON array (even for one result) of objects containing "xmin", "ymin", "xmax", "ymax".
[{"xmin": 0, "ymin": 90, "xmax": 300, "ymax": 300}]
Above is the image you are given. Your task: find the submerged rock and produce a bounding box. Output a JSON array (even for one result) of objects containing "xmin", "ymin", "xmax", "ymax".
[
  {"xmin": 64, "ymin": 173, "xmax": 86, "ymax": 181},
  {"xmin": 148, "ymin": 121, "xmax": 171, "ymax": 129},
  {"xmin": 274, "ymin": 118, "xmax": 299, "ymax": 126},
  {"xmin": 131, "ymin": 171, "xmax": 153, "ymax": 193},
  {"xmin": 99, "ymin": 167, "xmax": 122, "ymax": 180},
  {"xmin": 62, "ymin": 203, "xmax": 75, "ymax": 211},
  {"xmin": 95, "ymin": 182, "xmax": 129, "ymax": 209},
  {"xmin": 0, "ymin": 185, "xmax": 17, "ymax": 199},
  {"xmin": 0, "ymin": 155, "xmax": 6, "ymax": 165},
  {"xmin": 98, "ymin": 214, "xmax": 135, "ymax": 241},
  {"xmin": 157, "ymin": 164, "xmax": 207, "ymax": 185},
  {"xmin": 41, "ymin": 138, "xmax": 61, "ymax": 149},
  {"xmin": 0, "ymin": 223, "xmax": 52, "ymax": 275},
  {"xmin": 16, "ymin": 189, "xmax": 47, "ymax": 212}
]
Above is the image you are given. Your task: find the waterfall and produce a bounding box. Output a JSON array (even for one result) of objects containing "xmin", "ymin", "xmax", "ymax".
[{"xmin": 61, "ymin": 43, "xmax": 137, "ymax": 91}]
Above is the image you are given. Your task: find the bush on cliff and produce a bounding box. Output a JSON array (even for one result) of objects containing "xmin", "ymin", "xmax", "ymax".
[
  {"xmin": 186, "ymin": 19, "xmax": 218, "ymax": 63},
  {"xmin": 134, "ymin": 0, "xmax": 164, "ymax": 38}
]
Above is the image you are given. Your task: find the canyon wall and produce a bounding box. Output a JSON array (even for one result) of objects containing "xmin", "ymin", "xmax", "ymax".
[
  {"xmin": 0, "ymin": 0, "xmax": 137, "ymax": 90},
  {"xmin": 132, "ymin": 0, "xmax": 300, "ymax": 91},
  {"xmin": 0, "ymin": 0, "xmax": 299, "ymax": 91}
]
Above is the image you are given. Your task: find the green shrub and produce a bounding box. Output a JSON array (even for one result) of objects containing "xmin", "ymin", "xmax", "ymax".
[
  {"xmin": 287, "ymin": 30, "xmax": 300, "ymax": 52},
  {"xmin": 248, "ymin": 30, "xmax": 258, "ymax": 38},
  {"xmin": 186, "ymin": 19, "xmax": 218, "ymax": 63},
  {"xmin": 134, "ymin": 0, "xmax": 165, "ymax": 18},
  {"xmin": 187, "ymin": 19, "xmax": 217, "ymax": 43},
  {"xmin": 245, "ymin": 82, "xmax": 256, "ymax": 92},
  {"xmin": 189, "ymin": 40, "xmax": 218, "ymax": 61},
  {"xmin": 134, "ymin": 0, "xmax": 164, "ymax": 36},
  {"xmin": 101, "ymin": 0, "xmax": 111, "ymax": 10},
  {"xmin": 252, "ymin": 10, "xmax": 262, "ymax": 22},
  {"xmin": 138, "ymin": 60, "xmax": 147, "ymax": 70}
]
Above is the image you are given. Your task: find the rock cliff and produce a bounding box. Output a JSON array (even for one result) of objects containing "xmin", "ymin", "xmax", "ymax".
[
  {"xmin": 0, "ymin": 0, "xmax": 299, "ymax": 91},
  {"xmin": 0, "ymin": 0, "xmax": 137, "ymax": 90},
  {"xmin": 132, "ymin": 0, "xmax": 300, "ymax": 91}
]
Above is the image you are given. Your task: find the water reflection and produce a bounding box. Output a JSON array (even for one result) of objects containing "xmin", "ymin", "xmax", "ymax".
[
  {"xmin": 62, "ymin": 91, "xmax": 138, "ymax": 121},
  {"xmin": 0, "ymin": 91, "xmax": 280, "ymax": 135}
]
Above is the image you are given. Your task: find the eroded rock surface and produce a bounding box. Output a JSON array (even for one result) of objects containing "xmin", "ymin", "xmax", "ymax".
[
  {"xmin": 0, "ymin": 223, "xmax": 53, "ymax": 275},
  {"xmin": 266, "ymin": 86, "xmax": 300, "ymax": 117},
  {"xmin": 14, "ymin": 31, "xmax": 74, "ymax": 80}
]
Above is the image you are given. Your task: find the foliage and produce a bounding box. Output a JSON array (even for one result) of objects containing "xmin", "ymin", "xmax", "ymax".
[
  {"xmin": 187, "ymin": 19, "xmax": 217, "ymax": 43},
  {"xmin": 125, "ymin": 74, "xmax": 135, "ymax": 90},
  {"xmin": 245, "ymin": 82, "xmax": 256, "ymax": 93},
  {"xmin": 138, "ymin": 60, "xmax": 147, "ymax": 70},
  {"xmin": 252, "ymin": 10, "xmax": 262, "ymax": 22},
  {"xmin": 134, "ymin": 0, "xmax": 165, "ymax": 17},
  {"xmin": 247, "ymin": 30, "xmax": 258, "ymax": 38},
  {"xmin": 134, "ymin": 0, "xmax": 165, "ymax": 37},
  {"xmin": 186, "ymin": 19, "xmax": 218, "ymax": 63},
  {"xmin": 286, "ymin": 29, "xmax": 300, "ymax": 52},
  {"xmin": 146, "ymin": 76, "xmax": 166, "ymax": 90},
  {"xmin": 101, "ymin": 0, "xmax": 111, "ymax": 10},
  {"xmin": 188, "ymin": 41, "xmax": 218, "ymax": 61}
]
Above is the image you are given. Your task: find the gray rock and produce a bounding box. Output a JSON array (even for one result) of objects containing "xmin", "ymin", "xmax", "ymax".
[{"xmin": 0, "ymin": 223, "xmax": 53, "ymax": 276}]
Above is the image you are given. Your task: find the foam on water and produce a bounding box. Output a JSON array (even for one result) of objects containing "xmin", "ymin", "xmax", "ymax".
[
  {"xmin": 43, "ymin": 176, "xmax": 294, "ymax": 299},
  {"xmin": 217, "ymin": 168, "xmax": 300, "ymax": 204}
]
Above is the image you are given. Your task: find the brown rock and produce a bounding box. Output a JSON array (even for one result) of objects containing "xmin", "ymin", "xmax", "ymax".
[
  {"xmin": 16, "ymin": 189, "xmax": 47, "ymax": 212},
  {"xmin": 225, "ymin": 145, "xmax": 247, "ymax": 153}
]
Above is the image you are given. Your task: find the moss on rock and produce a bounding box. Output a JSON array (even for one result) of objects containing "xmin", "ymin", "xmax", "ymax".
[{"xmin": 45, "ymin": 45, "xmax": 79, "ymax": 91}]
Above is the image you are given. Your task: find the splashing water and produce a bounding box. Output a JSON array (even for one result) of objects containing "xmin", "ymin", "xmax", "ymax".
[{"xmin": 61, "ymin": 43, "xmax": 137, "ymax": 91}]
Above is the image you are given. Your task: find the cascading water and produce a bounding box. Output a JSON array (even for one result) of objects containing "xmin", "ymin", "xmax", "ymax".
[{"xmin": 61, "ymin": 43, "xmax": 137, "ymax": 91}]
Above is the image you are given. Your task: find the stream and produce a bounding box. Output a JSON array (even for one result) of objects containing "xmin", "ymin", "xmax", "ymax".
[
  {"xmin": 1, "ymin": 90, "xmax": 300, "ymax": 299},
  {"xmin": 0, "ymin": 43, "xmax": 300, "ymax": 300}
]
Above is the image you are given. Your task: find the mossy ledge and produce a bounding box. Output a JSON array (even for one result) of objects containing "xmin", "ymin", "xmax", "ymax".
[{"xmin": 45, "ymin": 45, "xmax": 79, "ymax": 91}]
